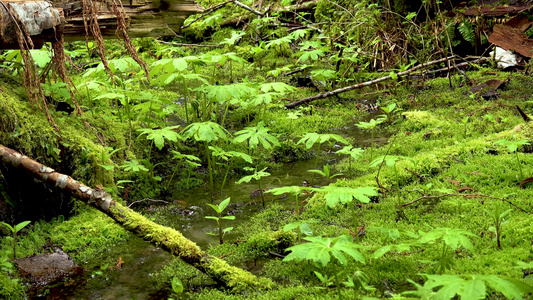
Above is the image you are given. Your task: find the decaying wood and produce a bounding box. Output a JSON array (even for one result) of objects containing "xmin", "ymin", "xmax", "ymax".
[
  {"xmin": 488, "ymin": 24, "xmax": 533, "ymax": 58},
  {"xmin": 0, "ymin": 144, "xmax": 272, "ymax": 292},
  {"xmin": 285, "ymin": 56, "xmax": 456, "ymax": 109},
  {"xmin": 461, "ymin": 5, "xmax": 532, "ymax": 17},
  {"xmin": 0, "ymin": 0, "xmax": 203, "ymax": 49}
]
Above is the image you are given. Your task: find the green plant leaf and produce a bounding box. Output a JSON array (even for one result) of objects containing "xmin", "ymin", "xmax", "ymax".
[
  {"xmin": 171, "ymin": 277, "xmax": 184, "ymax": 294},
  {"xmin": 13, "ymin": 221, "xmax": 30, "ymax": 233},
  {"xmin": 218, "ymin": 197, "xmax": 231, "ymax": 212}
]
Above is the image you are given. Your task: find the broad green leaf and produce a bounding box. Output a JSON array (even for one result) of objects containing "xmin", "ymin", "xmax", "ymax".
[
  {"xmin": 206, "ymin": 203, "xmax": 222, "ymax": 214},
  {"xmin": 219, "ymin": 198, "xmax": 231, "ymax": 212},
  {"xmin": 457, "ymin": 277, "xmax": 485, "ymax": 300},
  {"xmin": 171, "ymin": 277, "xmax": 183, "ymax": 294}
]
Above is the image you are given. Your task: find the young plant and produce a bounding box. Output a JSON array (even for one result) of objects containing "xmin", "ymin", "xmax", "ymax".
[
  {"xmin": 402, "ymin": 273, "xmax": 533, "ymax": 299},
  {"xmin": 233, "ymin": 121, "xmax": 281, "ymax": 156},
  {"xmin": 297, "ymin": 133, "xmax": 349, "ymax": 184},
  {"xmin": 209, "ymin": 146, "xmax": 252, "ymax": 191},
  {"xmin": 484, "ymin": 207, "xmax": 512, "ymax": 249},
  {"xmin": 236, "ymin": 167, "xmax": 271, "ymax": 207},
  {"xmin": 355, "ymin": 118, "xmax": 385, "ymax": 162},
  {"xmin": 314, "ymin": 185, "xmax": 377, "ymax": 242},
  {"xmin": 283, "ymin": 235, "xmax": 366, "ymax": 299},
  {"xmin": 417, "ymin": 227, "xmax": 476, "ymax": 274},
  {"xmin": 495, "ymin": 139, "xmax": 531, "ymax": 180},
  {"xmin": 1, "ymin": 221, "xmax": 31, "ymax": 259},
  {"xmin": 308, "ymin": 164, "xmax": 343, "ymax": 181},
  {"xmin": 335, "ymin": 146, "xmax": 364, "ymax": 172},
  {"xmin": 370, "ymin": 155, "xmax": 414, "ymax": 218},
  {"xmin": 137, "ymin": 125, "xmax": 182, "ymax": 181},
  {"xmin": 379, "ymin": 102, "xmax": 402, "ymax": 125},
  {"xmin": 266, "ymin": 185, "xmax": 314, "ymax": 243},
  {"xmin": 182, "ymin": 122, "xmax": 230, "ymax": 191},
  {"xmin": 97, "ymin": 147, "xmax": 121, "ymax": 186},
  {"xmin": 166, "ymin": 151, "xmax": 201, "ymax": 190},
  {"xmin": 461, "ymin": 116, "xmax": 469, "ymax": 138},
  {"xmin": 205, "ymin": 197, "xmax": 235, "ymax": 244},
  {"xmin": 286, "ymin": 111, "xmax": 303, "ymax": 137}
]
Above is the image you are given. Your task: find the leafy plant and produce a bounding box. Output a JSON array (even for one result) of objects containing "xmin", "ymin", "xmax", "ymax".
[
  {"xmin": 168, "ymin": 276, "xmax": 184, "ymax": 299},
  {"xmin": 495, "ymin": 139, "xmax": 531, "ymax": 180},
  {"xmin": 137, "ymin": 126, "xmax": 182, "ymax": 180},
  {"xmin": 403, "ymin": 273, "xmax": 533, "ymax": 299},
  {"xmin": 267, "ymin": 185, "xmax": 314, "ymax": 243},
  {"xmin": 355, "ymin": 118, "xmax": 385, "ymax": 161},
  {"xmin": 205, "ymin": 198, "xmax": 235, "ymax": 244},
  {"xmin": 1, "ymin": 221, "xmax": 31, "ymax": 259},
  {"xmin": 417, "ymin": 227, "xmax": 476, "ymax": 274},
  {"xmin": 233, "ymin": 121, "xmax": 281, "ymax": 156},
  {"xmin": 209, "ymin": 146, "xmax": 252, "ymax": 191},
  {"xmin": 370, "ymin": 155, "xmax": 414, "ymax": 218},
  {"xmin": 284, "ymin": 235, "xmax": 366, "ymax": 299},
  {"xmin": 297, "ymin": 133, "xmax": 349, "ymax": 184},
  {"xmin": 484, "ymin": 207, "xmax": 512, "ymax": 249},
  {"xmin": 237, "ymin": 168, "xmax": 271, "ymax": 207},
  {"xmin": 97, "ymin": 147, "xmax": 121, "ymax": 186},
  {"xmin": 167, "ymin": 151, "xmax": 201, "ymax": 189},
  {"xmin": 314, "ymin": 185, "xmax": 377, "ymax": 242},
  {"xmin": 120, "ymin": 160, "xmax": 148, "ymax": 173},
  {"xmin": 308, "ymin": 164, "xmax": 342, "ymax": 180},
  {"xmin": 183, "ymin": 122, "xmax": 230, "ymax": 191},
  {"xmin": 335, "ymin": 146, "xmax": 364, "ymax": 171},
  {"xmin": 379, "ymin": 102, "xmax": 402, "ymax": 125}
]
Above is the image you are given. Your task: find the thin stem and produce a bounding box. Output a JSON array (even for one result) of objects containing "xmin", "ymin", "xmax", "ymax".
[
  {"xmin": 258, "ymin": 181, "xmax": 265, "ymax": 207},
  {"xmin": 206, "ymin": 143, "xmax": 214, "ymax": 191},
  {"xmin": 183, "ymin": 78, "xmax": 190, "ymax": 124},
  {"xmin": 353, "ymin": 200, "xmax": 359, "ymax": 243},
  {"xmin": 370, "ymin": 128, "xmax": 374, "ymax": 162},
  {"xmin": 311, "ymin": 143, "xmax": 321, "ymax": 185},
  {"xmin": 296, "ymin": 194, "xmax": 300, "ymax": 244},
  {"xmin": 516, "ymin": 152, "xmax": 525, "ymax": 179},
  {"xmin": 221, "ymin": 160, "xmax": 233, "ymax": 191},
  {"xmin": 218, "ymin": 214, "xmax": 223, "ymax": 244}
]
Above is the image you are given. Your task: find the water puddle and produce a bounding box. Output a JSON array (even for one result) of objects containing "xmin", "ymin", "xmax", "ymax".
[{"xmin": 34, "ymin": 123, "xmax": 391, "ymax": 298}]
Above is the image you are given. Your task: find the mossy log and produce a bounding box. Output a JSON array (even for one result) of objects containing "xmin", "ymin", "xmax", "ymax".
[
  {"xmin": 0, "ymin": 0, "xmax": 203, "ymax": 49},
  {"xmin": 0, "ymin": 143, "xmax": 272, "ymax": 292}
]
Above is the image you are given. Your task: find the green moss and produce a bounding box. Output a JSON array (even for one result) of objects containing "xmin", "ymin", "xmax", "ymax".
[{"xmin": 0, "ymin": 273, "xmax": 25, "ymax": 300}]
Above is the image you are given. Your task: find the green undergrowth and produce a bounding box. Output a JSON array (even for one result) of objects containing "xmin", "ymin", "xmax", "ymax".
[{"xmin": 162, "ymin": 70, "xmax": 533, "ymax": 298}]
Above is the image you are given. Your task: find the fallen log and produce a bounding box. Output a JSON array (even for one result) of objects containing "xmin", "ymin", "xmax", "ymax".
[{"xmin": 0, "ymin": 143, "xmax": 272, "ymax": 292}]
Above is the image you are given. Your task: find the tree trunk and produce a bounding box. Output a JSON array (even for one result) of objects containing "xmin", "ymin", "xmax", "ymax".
[{"xmin": 0, "ymin": 143, "xmax": 272, "ymax": 292}]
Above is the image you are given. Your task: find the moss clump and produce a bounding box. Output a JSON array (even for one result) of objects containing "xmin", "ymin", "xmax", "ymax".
[{"xmin": 0, "ymin": 273, "xmax": 25, "ymax": 300}]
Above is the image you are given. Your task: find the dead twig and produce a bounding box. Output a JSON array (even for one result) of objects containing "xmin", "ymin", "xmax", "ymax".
[
  {"xmin": 286, "ymin": 56, "xmax": 455, "ymax": 109},
  {"xmin": 181, "ymin": 0, "xmax": 232, "ymax": 30},
  {"xmin": 156, "ymin": 40, "xmax": 222, "ymax": 48},
  {"xmin": 401, "ymin": 193, "xmax": 531, "ymax": 214},
  {"xmin": 233, "ymin": 0, "xmax": 264, "ymax": 16},
  {"xmin": 128, "ymin": 198, "xmax": 170, "ymax": 208}
]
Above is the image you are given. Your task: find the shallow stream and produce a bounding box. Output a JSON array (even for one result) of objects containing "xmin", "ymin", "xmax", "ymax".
[{"xmin": 34, "ymin": 119, "xmax": 391, "ymax": 299}]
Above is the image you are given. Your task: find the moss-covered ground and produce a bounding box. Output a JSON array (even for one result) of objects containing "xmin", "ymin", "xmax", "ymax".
[{"xmin": 1, "ymin": 22, "xmax": 533, "ymax": 300}]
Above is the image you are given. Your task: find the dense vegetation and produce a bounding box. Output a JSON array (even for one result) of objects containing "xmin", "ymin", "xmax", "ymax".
[{"xmin": 1, "ymin": 0, "xmax": 533, "ymax": 298}]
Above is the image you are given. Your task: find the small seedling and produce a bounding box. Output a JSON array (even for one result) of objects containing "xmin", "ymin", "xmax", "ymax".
[
  {"xmin": 335, "ymin": 146, "xmax": 364, "ymax": 171},
  {"xmin": 355, "ymin": 118, "xmax": 385, "ymax": 162},
  {"xmin": 205, "ymin": 197, "xmax": 235, "ymax": 244},
  {"xmin": 267, "ymin": 185, "xmax": 312, "ymax": 243},
  {"xmin": 370, "ymin": 155, "xmax": 414, "ymax": 219},
  {"xmin": 237, "ymin": 168, "xmax": 271, "ymax": 207},
  {"xmin": 284, "ymin": 235, "xmax": 366, "ymax": 300},
  {"xmin": 308, "ymin": 164, "xmax": 343, "ymax": 180},
  {"xmin": 495, "ymin": 139, "xmax": 531, "ymax": 180},
  {"xmin": 484, "ymin": 207, "xmax": 512, "ymax": 249},
  {"xmin": 1, "ymin": 221, "xmax": 30, "ymax": 259}
]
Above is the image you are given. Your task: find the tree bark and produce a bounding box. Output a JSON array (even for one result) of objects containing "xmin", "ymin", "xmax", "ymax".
[
  {"xmin": 0, "ymin": 0, "xmax": 203, "ymax": 49},
  {"xmin": 0, "ymin": 143, "xmax": 272, "ymax": 292}
]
